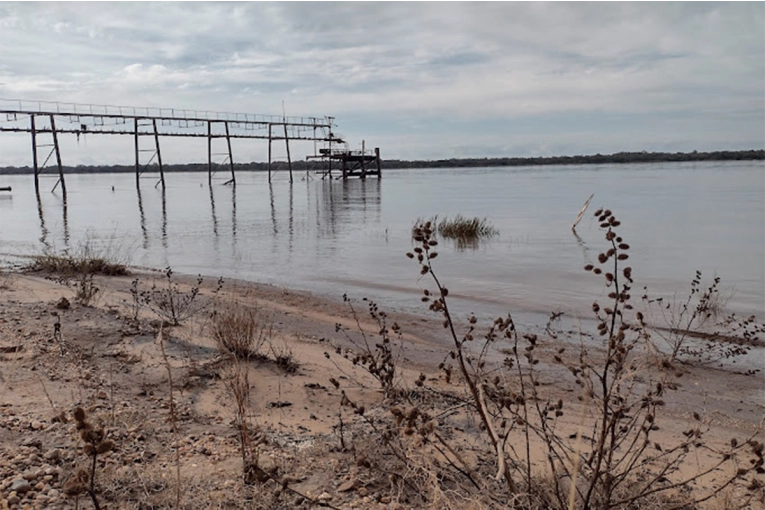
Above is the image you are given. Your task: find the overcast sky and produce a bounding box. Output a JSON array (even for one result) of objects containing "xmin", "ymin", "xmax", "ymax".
[{"xmin": 0, "ymin": 2, "xmax": 763, "ymax": 165}]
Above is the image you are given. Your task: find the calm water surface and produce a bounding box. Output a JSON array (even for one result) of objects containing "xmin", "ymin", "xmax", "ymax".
[{"xmin": 1, "ymin": 162, "xmax": 763, "ymax": 326}]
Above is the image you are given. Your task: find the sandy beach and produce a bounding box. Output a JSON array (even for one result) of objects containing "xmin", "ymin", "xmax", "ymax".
[{"xmin": 0, "ymin": 267, "xmax": 762, "ymax": 509}]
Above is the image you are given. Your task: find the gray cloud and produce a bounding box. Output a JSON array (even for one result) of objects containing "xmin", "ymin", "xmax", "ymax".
[{"xmin": 0, "ymin": 2, "xmax": 762, "ymax": 164}]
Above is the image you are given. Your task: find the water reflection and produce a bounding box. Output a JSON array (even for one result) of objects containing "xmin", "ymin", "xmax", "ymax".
[
  {"xmin": 209, "ymin": 183, "xmax": 218, "ymax": 237},
  {"xmin": 161, "ymin": 187, "xmax": 168, "ymax": 249},
  {"xmin": 288, "ymin": 181, "xmax": 294, "ymax": 238},
  {"xmin": 136, "ymin": 187, "xmax": 148, "ymax": 249},
  {"xmin": 314, "ymin": 177, "xmax": 382, "ymax": 239},
  {"xmin": 269, "ymin": 181, "xmax": 278, "ymax": 235},
  {"xmin": 61, "ymin": 193, "xmax": 70, "ymax": 248},
  {"xmin": 572, "ymin": 229, "xmax": 591, "ymax": 266},
  {"xmin": 230, "ymin": 183, "xmax": 237, "ymax": 244},
  {"xmin": 35, "ymin": 190, "xmax": 49, "ymax": 248}
]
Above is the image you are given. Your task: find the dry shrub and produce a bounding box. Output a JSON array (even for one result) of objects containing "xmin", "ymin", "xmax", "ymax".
[
  {"xmin": 642, "ymin": 271, "xmax": 763, "ymax": 366},
  {"xmin": 331, "ymin": 212, "xmax": 762, "ymax": 510},
  {"xmin": 212, "ymin": 303, "xmax": 265, "ymax": 360},
  {"xmin": 27, "ymin": 236, "xmax": 128, "ymax": 276}
]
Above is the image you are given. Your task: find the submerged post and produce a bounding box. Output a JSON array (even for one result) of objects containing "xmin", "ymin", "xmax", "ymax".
[
  {"xmin": 30, "ymin": 115, "xmax": 39, "ymax": 194},
  {"xmin": 49, "ymin": 115, "xmax": 65, "ymax": 195},
  {"xmin": 283, "ymin": 123, "xmax": 292, "ymax": 184},
  {"xmin": 152, "ymin": 119, "xmax": 165, "ymax": 189},
  {"xmin": 225, "ymin": 121, "xmax": 235, "ymax": 185}
]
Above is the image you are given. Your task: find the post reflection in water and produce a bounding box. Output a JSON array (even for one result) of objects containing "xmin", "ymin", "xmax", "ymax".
[
  {"xmin": 136, "ymin": 187, "xmax": 149, "ymax": 249},
  {"xmin": 287, "ymin": 181, "xmax": 294, "ymax": 261},
  {"xmin": 160, "ymin": 187, "xmax": 168, "ymax": 249},
  {"xmin": 314, "ymin": 177, "xmax": 382, "ymax": 239},
  {"xmin": 209, "ymin": 183, "xmax": 218, "ymax": 237},
  {"xmin": 288, "ymin": 181, "xmax": 294, "ymax": 234},
  {"xmin": 230, "ymin": 183, "xmax": 237, "ymax": 245},
  {"xmin": 35, "ymin": 190, "xmax": 49, "ymax": 248},
  {"xmin": 269, "ymin": 181, "xmax": 278, "ymax": 235},
  {"xmin": 61, "ymin": 193, "xmax": 70, "ymax": 248}
]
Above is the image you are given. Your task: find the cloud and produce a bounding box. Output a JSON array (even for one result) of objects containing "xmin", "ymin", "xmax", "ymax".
[{"xmin": 0, "ymin": 2, "xmax": 762, "ymax": 164}]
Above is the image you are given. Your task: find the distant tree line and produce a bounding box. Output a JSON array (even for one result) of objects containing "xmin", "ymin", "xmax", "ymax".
[
  {"xmin": 384, "ymin": 149, "xmax": 765, "ymax": 169},
  {"xmin": 0, "ymin": 149, "xmax": 762, "ymax": 175}
]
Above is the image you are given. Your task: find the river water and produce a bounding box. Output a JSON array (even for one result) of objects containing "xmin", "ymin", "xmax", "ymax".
[{"xmin": 1, "ymin": 161, "xmax": 763, "ymax": 327}]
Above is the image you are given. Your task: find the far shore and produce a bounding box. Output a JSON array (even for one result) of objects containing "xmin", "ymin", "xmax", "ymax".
[{"xmin": 1, "ymin": 148, "xmax": 763, "ymax": 176}]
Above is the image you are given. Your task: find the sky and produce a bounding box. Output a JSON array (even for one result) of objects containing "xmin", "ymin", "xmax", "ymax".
[{"xmin": 0, "ymin": 1, "xmax": 763, "ymax": 166}]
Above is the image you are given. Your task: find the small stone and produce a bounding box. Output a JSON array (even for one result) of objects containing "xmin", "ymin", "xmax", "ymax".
[
  {"xmin": 11, "ymin": 479, "xmax": 32, "ymax": 493},
  {"xmin": 48, "ymin": 489, "xmax": 59, "ymax": 498},
  {"xmin": 44, "ymin": 449, "xmax": 60, "ymax": 462},
  {"xmin": 317, "ymin": 492, "xmax": 332, "ymax": 501},
  {"xmin": 357, "ymin": 487, "xmax": 368, "ymax": 497},
  {"xmin": 30, "ymin": 420, "xmax": 44, "ymax": 431},
  {"xmin": 34, "ymin": 481, "xmax": 45, "ymax": 491},
  {"xmin": 21, "ymin": 438, "xmax": 42, "ymax": 448},
  {"xmin": 379, "ymin": 496, "xmax": 391, "ymax": 504},
  {"xmin": 337, "ymin": 480, "xmax": 356, "ymax": 492},
  {"xmin": 7, "ymin": 495, "xmax": 20, "ymax": 505}
]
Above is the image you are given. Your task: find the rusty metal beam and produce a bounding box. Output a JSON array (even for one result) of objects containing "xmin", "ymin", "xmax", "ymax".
[
  {"xmin": 30, "ymin": 115, "xmax": 39, "ymax": 193},
  {"xmin": 49, "ymin": 115, "xmax": 65, "ymax": 195},
  {"xmin": 153, "ymin": 119, "xmax": 165, "ymax": 189}
]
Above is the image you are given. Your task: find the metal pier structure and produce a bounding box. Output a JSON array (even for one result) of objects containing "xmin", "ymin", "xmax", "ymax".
[
  {"xmin": 307, "ymin": 136, "xmax": 381, "ymax": 179},
  {"xmin": 0, "ymin": 98, "xmax": 380, "ymax": 195}
]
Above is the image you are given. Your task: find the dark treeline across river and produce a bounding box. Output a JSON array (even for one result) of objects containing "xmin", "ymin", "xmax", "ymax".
[{"xmin": 1, "ymin": 149, "xmax": 762, "ymax": 175}]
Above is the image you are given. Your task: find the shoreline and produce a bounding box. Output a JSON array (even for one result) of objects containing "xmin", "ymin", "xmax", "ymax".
[
  {"xmin": 2, "ymin": 149, "xmax": 763, "ymax": 176},
  {"xmin": 0, "ymin": 268, "xmax": 763, "ymax": 508}
]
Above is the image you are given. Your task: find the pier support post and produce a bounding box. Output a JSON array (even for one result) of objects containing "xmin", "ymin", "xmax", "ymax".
[
  {"xmin": 49, "ymin": 115, "xmax": 65, "ymax": 195},
  {"xmin": 225, "ymin": 121, "xmax": 235, "ymax": 185},
  {"xmin": 283, "ymin": 123, "xmax": 293, "ymax": 184},
  {"xmin": 207, "ymin": 121, "xmax": 212, "ymax": 186},
  {"xmin": 327, "ymin": 134, "xmax": 333, "ymax": 179},
  {"xmin": 375, "ymin": 148, "xmax": 381, "ymax": 178},
  {"xmin": 360, "ymin": 140, "xmax": 367, "ymax": 179},
  {"xmin": 30, "ymin": 115, "xmax": 39, "ymax": 194},
  {"xmin": 134, "ymin": 118, "xmax": 140, "ymax": 188},
  {"xmin": 152, "ymin": 119, "xmax": 165, "ymax": 189},
  {"xmin": 268, "ymin": 123, "xmax": 272, "ymax": 183}
]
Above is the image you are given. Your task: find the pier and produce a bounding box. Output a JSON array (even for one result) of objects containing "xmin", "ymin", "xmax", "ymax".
[{"xmin": 0, "ymin": 98, "xmax": 380, "ymax": 196}]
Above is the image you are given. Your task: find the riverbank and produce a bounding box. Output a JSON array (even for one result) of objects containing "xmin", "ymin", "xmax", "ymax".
[{"xmin": 0, "ymin": 269, "xmax": 763, "ymax": 509}]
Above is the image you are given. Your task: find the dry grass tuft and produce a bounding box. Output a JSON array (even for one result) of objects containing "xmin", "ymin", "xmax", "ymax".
[
  {"xmin": 212, "ymin": 304, "xmax": 265, "ymax": 360},
  {"xmin": 437, "ymin": 215, "xmax": 497, "ymax": 241},
  {"xmin": 27, "ymin": 236, "xmax": 129, "ymax": 276}
]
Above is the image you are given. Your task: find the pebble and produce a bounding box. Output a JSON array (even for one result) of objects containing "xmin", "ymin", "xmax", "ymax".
[
  {"xmin": 11, "ymin": 479, "xmax": 31, "ymax": 493},
  {"xmin": 44, "ymin": 450, "xmax": 61, "ymax": 462}
]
